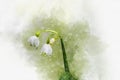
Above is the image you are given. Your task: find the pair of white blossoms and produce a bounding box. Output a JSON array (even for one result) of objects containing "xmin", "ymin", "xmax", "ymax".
[{"xmin": 28, "ymin": 35, "xmax": 55, "ymax": 55}]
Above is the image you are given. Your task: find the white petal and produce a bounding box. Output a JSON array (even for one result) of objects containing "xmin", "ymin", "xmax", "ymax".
[
  {"xmin": 41, "ymin": 44, "xmax": 52, "ymax": 55},
  {"xmin": 28, "ymin": 36, "xmax": 39, "ymax": 47}
]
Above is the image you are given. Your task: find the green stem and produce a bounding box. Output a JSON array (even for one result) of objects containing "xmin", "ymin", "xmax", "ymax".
[{"xmin": 60, "ymin": 37, "xmax": 70, "ymax": 72}]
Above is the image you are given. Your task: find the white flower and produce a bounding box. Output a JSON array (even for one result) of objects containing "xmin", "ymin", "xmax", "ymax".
[
  {"xmin": 41, "ymin": 44, "xmax": 52, "ymax": 55},
  {"xmin": 49, "ymin": 38, "xmax": 55, "ymax": 44},
  {"xmin": 28, "ymin": 36, "xmax": 39, "ymax": 48}
]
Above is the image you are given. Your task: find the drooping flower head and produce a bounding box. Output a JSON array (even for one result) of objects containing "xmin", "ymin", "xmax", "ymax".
[
  {"xmin": 40, "ymin": 38, "xmax": 55, "ymax": 55},
  {"xmin": 50, "ymin": 38, "xmax": 55, "ymax": 44},
  {"xmin": 28, "ymin": 35, "xmax": 39, "ymax": 48},
  {"xmin": 41, "ymin": 43, "xmax": 52, "ymax": 55},
  {"xmin": 27, "ymin": 31, "xmax": 40, "ymax": 48}
]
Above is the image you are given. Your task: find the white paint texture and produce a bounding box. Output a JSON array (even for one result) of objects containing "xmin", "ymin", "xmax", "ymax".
[{"xmin": 0, "ymin": 0, "xmax": 120, "ymax": 80}]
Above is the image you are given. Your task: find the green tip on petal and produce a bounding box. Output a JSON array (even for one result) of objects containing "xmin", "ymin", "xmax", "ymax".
[{"xmin": 35, "ymin": 31, "xmax": 40, "ymax": 37}]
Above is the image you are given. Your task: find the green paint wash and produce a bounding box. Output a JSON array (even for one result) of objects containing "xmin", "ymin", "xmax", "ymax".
[{"xmin": 21, "ymin": 16, "xmax": 103, "ymax": 80}]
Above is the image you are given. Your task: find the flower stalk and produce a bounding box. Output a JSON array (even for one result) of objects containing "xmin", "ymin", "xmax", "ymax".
[
  {"xmin": 59, "ymin": 37, "xmax": 77, "ymax": 80},
  {"xmin": 60, "ymin": 37, "xmax": 70, "ymax": 72},
  {"xmin": 28, "ymin": 29, "xmax": 77, "ymax": 80}
]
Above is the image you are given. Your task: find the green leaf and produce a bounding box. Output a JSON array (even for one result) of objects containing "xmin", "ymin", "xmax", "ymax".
[{"xmin": 59, "ymin": 72, "xmax": 78, "ymax": 80}]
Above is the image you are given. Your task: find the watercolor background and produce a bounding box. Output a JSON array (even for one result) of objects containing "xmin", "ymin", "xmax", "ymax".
[{"xmin": 0, "ymin": 0, "xmax": 120, "ymax": 80}]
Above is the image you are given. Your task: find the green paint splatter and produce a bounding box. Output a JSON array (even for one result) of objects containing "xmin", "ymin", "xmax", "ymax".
[{"xmin": 21, "ymin": 15, "xmax": 103, "ymax": 80}]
